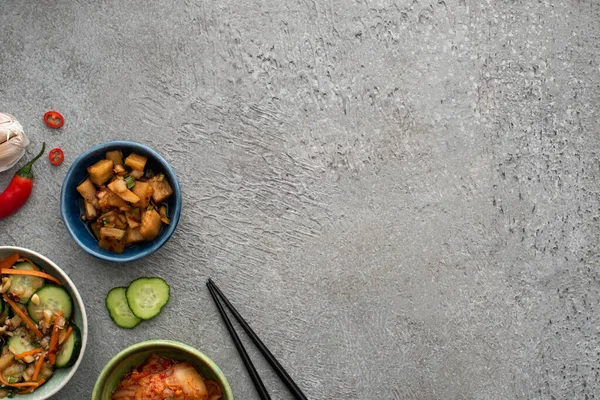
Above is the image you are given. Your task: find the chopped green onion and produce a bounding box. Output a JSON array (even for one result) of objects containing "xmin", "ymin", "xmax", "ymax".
[
  {"xmin": 132, "ymin": 207, "xmax": 140, "ymax": 214},
  {"xmin": 147, "ymin": 205, "xmax": 154, "ymax": 211},
  {"xmin": 157, "ymin": 173, "xmax": 165, "ymax": 181},
  {"xmin": 124, "ymin": 175, "xmax": 136, "ymax": 189}
]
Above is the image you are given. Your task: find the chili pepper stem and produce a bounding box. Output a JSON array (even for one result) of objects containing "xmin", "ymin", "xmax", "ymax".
[{"xmin": 16, "ymin": 142, "xmax": 45, "ymax": 179}]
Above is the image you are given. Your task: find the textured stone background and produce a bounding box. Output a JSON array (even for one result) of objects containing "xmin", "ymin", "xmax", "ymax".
[{"xmin": 1, "ymin": 0, "xmax": 600, "ymax": 399}]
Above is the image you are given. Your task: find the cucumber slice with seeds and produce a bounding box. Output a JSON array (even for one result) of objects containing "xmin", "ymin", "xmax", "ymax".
[
  {"xmin": 125, "ymin": 277, "xmax": 170, "ymax": 320},
  {"xmin": 7, "ymin": 328, "xmax": 36, "ymax": 356},
  {"xmin": 27, "ymin": 285, "xmax": 73, "ymax": 323},
  {"xmin": 8, "ymin": 262, "xmax": 45, "ymax": 304},
  {"xmin": 106, "ymin": 287, "xmax": 141, "ymax": 328},
  {"xmin": 56, "ymin": 324, "xmax": 82, "ymax": 368}
]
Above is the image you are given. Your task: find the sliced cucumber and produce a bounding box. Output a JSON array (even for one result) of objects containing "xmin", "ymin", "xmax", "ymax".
[
  {"xmin": 5, "ymin": 303, "xmax": 13, "ymax": 319},
  {"xmin": 8, "ymin": 262, "xmax": 45, "ymax": 304},
  {"xmin": 106, "ymin": 287, "xmax": 141, "ymax": 328},
  {"xmin": 126, "ymin": 277, "xmax": 170, "ymax": 320},
  {"xmin": 27, "ymin": 285, "xmax": 73, "ymax": 323},
  {"xmin": 0, "ymin": 307, "xmax": 7, "ymax": 326},
  {"xmin": 7, "ymin": 328, "xmax": 37, "ymax": 356},
  {"xmin": 56, "ymin": 324, "xmax": 82, "ymax": 368}
]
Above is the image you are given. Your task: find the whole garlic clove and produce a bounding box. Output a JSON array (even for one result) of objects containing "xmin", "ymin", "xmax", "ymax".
[{"xmin": 0, "ymin": 113, "xmax": 29, "ymax": 172}]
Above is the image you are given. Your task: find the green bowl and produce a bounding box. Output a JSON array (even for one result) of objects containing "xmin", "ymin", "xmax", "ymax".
[
  {"xmin": 92, "ymin": 340, "xmax": 234, "ymax": 400},
  {"xmin": 0, "ymin": 247, "xmax": 88, "ymax": 400}
]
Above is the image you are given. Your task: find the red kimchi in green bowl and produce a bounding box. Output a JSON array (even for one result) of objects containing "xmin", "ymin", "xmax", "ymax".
[{"xmin": 111, "ymin": 354, "xmax": 222, "ymax": 400}]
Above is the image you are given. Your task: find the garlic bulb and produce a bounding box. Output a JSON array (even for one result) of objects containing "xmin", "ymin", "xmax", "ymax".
[{"xmin": 0, "ymin": 113, "xmax": 29, "ymax": 172}]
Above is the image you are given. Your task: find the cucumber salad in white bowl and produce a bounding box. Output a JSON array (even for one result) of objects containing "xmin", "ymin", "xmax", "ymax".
[{"xmin": 0, "ymin": 247, "xmax": 87, "ymax": 399}]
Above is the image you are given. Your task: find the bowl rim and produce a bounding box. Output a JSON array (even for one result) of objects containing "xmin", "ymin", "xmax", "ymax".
[
  {"xmin": 0, "ymin": 246, "xmax": 88, "ymax": 400},
  {"xmin": 92, "ymin": 339, "xmax": 234, "ymax": 399},
  {"xmin": 60, "ymin": 140, "xmax": 182, "ymax": 263}
]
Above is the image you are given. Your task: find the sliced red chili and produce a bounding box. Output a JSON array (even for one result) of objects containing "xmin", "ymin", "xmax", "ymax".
[
  {"xmin": 48, "ymin": 148, "xmax": 64, "ymax": 166},
  {"xmin": 43, "ymin": 111, "xmax": 64, "ymax": 129}
]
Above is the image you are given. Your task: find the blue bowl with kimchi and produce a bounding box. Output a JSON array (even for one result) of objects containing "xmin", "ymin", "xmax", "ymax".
[{"xmin": 92, "ymin": 340, "xmax": 233, "ymax": 400}]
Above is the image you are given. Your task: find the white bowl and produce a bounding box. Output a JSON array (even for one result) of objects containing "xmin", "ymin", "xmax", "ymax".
[{"xmin": 0, "ymin": 247, "xmax": 88, "ymax": 399}]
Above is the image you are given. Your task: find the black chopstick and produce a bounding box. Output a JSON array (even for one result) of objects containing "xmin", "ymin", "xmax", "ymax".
[
  {"xmin": 208, "ymin": 278, "xmax": 308, "ymax": 400},
  {"xmin": 206, "ymin": 281, "xmax": 271, "ymax": 400}
]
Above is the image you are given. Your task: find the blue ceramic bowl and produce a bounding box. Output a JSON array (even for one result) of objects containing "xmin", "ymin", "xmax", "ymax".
[{"xmin": 60, "ymin": 141, "xmax": 182, "ymax": 262}]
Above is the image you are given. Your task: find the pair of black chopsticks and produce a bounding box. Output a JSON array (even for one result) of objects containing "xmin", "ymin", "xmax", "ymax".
[{"xmin": 207, "ymin": 279, "xmax": 308, "ymax": 400}]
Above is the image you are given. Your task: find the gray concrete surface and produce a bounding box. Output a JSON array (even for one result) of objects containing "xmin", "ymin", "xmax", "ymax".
[{"xmin": 1, "ymin": 0, "xmax": 600, "ymax": 398}]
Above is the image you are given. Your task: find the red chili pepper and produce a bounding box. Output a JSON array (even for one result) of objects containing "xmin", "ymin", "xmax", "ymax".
[
  {"xmin": 43, "ymin": 111, "xmax": 64, "ymax": 129},
  {"xmin": 0, "ymin": 142, "xmax": 46, "ymax": 219},
  {"xmin": 48, "ymin": 148, "xmax": 64, "ymax": 166}
]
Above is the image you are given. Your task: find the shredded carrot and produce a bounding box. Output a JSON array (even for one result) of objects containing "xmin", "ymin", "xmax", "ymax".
[
  {"xmin": 59, "ymin": 326, "xmax": 73, "ymax": 345},
  {"xmin": 18, "ymin": 387, "xmax": 36, "ymax": 394},
  {"xmin": 22, "ymin": 257, "xmax": 40, "ymax": 271},
  {"xmin": 0, "ymin": 375, "xmax": 44, "ymax": 387},
  {"xmin": 32, "ymin": 352, "xmax": 45, "ymax": 382},
  {"xmin": 0, "ymin": 269, "xmax": 61, "ymax": 285},
  {"xmin": 14, "ymin": 347, "xmax": 42, "ymax": 361},
  {"xmin": 48, "ymin": 312, "xmax": 63, "ymax": 365},
  {"xmin": 2, "ymin": 294, "xmax": 43, "ymax": 338},
  {"xmin": 0, "ymin": 253, "xmax": 19, "ymax": 270}
]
